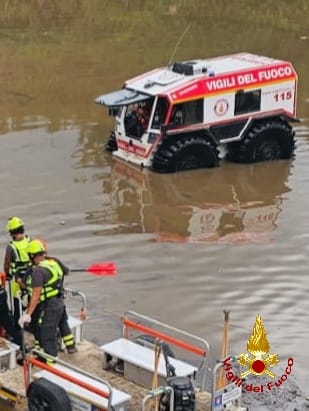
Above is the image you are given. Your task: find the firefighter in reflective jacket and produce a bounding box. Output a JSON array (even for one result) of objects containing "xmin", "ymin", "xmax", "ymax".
[
  {"xmin": 3, "ymin": 217, "xmax": 31, "ymax": 328},
  {"xmin": 0, "ymin": 272, "xmax": 22, "ymax": 346},
  {"xmin": 19, "ymin": 240, "xmax": 75, "ymax": 359}
]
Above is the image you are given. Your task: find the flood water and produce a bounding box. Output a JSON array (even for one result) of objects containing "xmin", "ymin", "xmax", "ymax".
[{"xmin": 0, "ymin": 1, "xmax": 308, "ymax": 409}]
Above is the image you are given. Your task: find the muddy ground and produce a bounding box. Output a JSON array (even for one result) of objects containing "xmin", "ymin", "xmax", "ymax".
[{"xmin": 1, "ymin": 337, "xmax": 308, "ymax": 411}]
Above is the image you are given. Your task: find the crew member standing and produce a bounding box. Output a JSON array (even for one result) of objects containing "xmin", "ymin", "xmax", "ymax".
[
  {"xmin": 22, "ymin": 240, "xmax": 76, "ymax": 354},
  {"xmin": 3, "ymin": 217, "xmax": 31, "ymax": 328},
  {"xmin": 0, "ymin": 272, "xmax": 22, "ymax": 346},
  {"xmin": 19, "ymin": 239, "xmax": 75, "ymax": 360}
]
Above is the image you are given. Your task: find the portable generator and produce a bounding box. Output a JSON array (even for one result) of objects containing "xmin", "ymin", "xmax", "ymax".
[
  {"xmin": 159, "ymin": 342, "xmax": 196, "ymax": 411},
  {"xmin": 159, "ymin": 376, "xmax": 195, "ymax": 411}
]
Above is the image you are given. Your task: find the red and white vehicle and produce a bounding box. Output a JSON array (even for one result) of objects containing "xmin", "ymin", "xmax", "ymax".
[{"xmin": 95, "ymin": 52, "xmax": 298, "ymax": 173}]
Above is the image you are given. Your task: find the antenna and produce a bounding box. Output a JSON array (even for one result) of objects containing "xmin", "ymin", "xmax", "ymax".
[{"xmin": 168, "ymin": 23, "xmax": 191, "ymax": 66}]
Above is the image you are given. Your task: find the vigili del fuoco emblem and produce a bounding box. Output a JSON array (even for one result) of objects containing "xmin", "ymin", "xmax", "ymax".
[{"xmin": 238, "ymin": 315, "xmax": 279, "ymax": 378}]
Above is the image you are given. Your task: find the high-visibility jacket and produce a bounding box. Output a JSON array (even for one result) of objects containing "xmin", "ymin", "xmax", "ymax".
[
  {"xmin": 8, "ymin": 235, "xmax": 31, "ymax": 297},
  {"xmin": 36, "ymin": 259, "xmax": 64, "ymax": 302}
]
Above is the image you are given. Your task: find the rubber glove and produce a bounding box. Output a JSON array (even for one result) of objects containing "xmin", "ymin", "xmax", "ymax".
[{"xmin": 18, "ymin": 313, "xmax": 31, "ymax": 328}]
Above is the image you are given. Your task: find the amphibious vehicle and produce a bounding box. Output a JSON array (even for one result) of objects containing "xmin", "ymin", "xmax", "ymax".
[{"xmin": 95, "ymin": 53, "xmax": 298, "ymax": 172}]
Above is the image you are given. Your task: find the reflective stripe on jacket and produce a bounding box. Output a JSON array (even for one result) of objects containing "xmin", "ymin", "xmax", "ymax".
[
  {"xmin": 38, "ymin": 259, "xmax": 63, "ymax": 302},
  {"xmin": 9, "ymin": 235, "xmax": 31, "ymax": 297},
  {"xmin": 9, "ymin": 235, "xmax": 31, "ymax": 274}
]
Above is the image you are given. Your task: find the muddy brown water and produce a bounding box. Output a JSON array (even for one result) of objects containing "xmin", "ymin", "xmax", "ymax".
[{"xmin": 0, "ymin": 2, "xmax": 308, "ymax": 410}]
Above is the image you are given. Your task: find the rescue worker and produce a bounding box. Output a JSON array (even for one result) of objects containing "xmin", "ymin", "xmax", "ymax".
[
  {"xmin": 0, "ymin": 272, "xmax": 22, "ymax": 346},
  {"xmin": 3, "ymin": 217, "xmax": 31, "ymax": 328},
  {"xmin": 19, "ymin": 239, "xmax": 76, "ymax": 361},
  {"xmin": 137, "ymin": 105, "xmax": 150, "ymax": 136},
  {"xmin": 22, "ymin": 240, "xmax": 77, "ymax": 354}
]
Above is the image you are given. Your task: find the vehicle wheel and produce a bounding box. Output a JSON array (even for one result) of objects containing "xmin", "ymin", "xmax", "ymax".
[
  {"xmin": 28, "ymin": 378, "xmax": 72, "ymax": 411},
  {"xmin": 105, "ymin": 131, "xmax": 118, "ymax": 152},
  {"xmin": 226, "ymin": 119, "xmax": 295, "ymax": 163},
  {"xmin": 152, "ymin": 135, "xmax": 219, "ymax": 173},
  {"xmin": 134, "ymin": 334, "xmax": 176, "ymax": 358},
  {"xmin": 253, "ymin": 137, "xmax": 281, "ymax": 161}
]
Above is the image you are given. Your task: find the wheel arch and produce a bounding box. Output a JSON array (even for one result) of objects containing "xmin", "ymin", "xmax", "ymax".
[
  {"xmin": 165, "ymin": 128, "xmax": 218, "ymax": 145},
  {"xmin": 249, "ymin": 113, "xmax": 299, "ymax": 128},
  {"xmin": 226, "ymin": 117, "xmax": 295, "ymax": 163},
  {"xmin": 151, "ymin": 131, "xmax": 220, "ymax": 172}
]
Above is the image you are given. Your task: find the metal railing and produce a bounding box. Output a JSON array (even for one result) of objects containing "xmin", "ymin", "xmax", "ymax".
[
  {"xmin": 29, "ymin": 350, "xmax": 114, "ymax": 410},
  {"xmin": 122, "ymin": 310, "xmax": 210, "ymax": 391},
  {"xmin": 142, "ymin": 386, "xmax": 174, "ymax": 411}
]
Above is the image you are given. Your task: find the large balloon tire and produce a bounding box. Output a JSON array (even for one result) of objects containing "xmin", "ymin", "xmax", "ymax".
[
  {"xmin": 152, "ymin": 135, "xmax": 219, "ymax": 173},
  {"xmin": 27, "ymin": 377, "xmax": 72, "ymax": 411},
  {"xmin": 226, "ymin": 119, "xmax": 295, "ymax": 163}
]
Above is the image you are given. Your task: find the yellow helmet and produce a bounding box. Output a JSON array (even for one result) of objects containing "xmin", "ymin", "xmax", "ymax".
[
  {"xmin": 6, "ymin": 216, "xmax": 24, "ymax": 233},
  {"xmin": 27, "ymin": 239, "xmax": 46, "ymax": 257}
]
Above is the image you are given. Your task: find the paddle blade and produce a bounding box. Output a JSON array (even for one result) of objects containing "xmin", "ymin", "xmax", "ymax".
[{"xmin": 86, "ymin": 262, "xmax": 117, "ymax": 275}]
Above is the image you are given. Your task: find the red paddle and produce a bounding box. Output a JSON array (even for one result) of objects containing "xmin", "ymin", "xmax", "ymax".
[{"xmin": 70, "ymin": 262, "xmax": 116, "ymax": 276}]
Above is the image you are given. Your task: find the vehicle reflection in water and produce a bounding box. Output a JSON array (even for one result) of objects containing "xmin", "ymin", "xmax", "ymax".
[{"xmin": 98, "ymin": 159, "xmax": 293, "ymax": 244}]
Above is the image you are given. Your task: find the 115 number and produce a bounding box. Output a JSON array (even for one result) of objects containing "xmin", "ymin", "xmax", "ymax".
[{"xmin": 274, "ymin": 91, "xmax": 292, "ymax": 101}]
